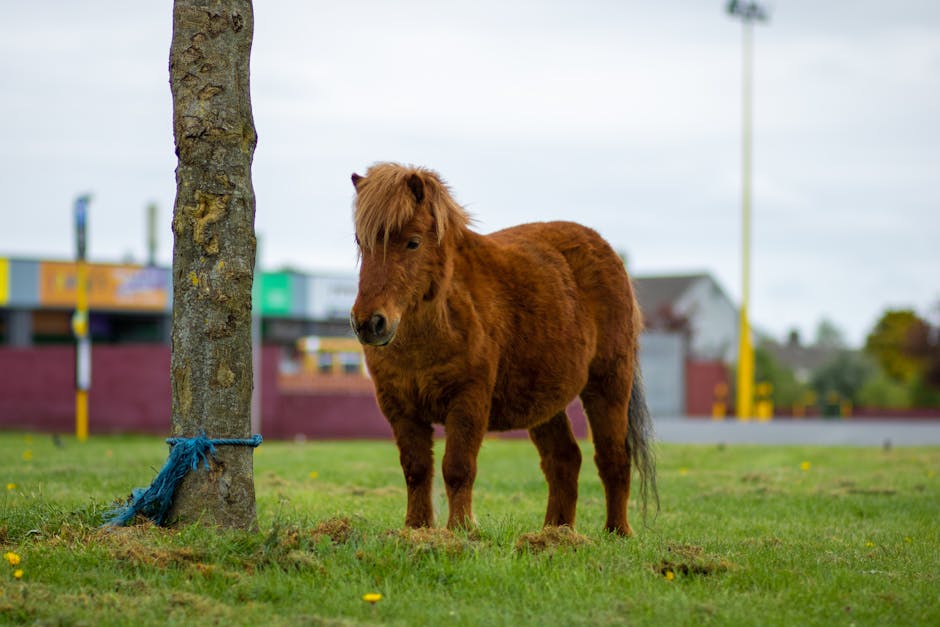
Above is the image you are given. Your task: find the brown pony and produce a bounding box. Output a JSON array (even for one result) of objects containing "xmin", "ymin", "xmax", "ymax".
[{"xmin": 349, "ymin": 163, "xmax": 656, "ymax": 535}]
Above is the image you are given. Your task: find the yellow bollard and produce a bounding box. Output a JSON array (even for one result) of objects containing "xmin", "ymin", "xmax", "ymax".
[
  {"xmin": 712, "ymin": 382, "xmax": 729, "ymax": 420},
  {"xmin": 755, "ymin": 381, "xmax": 773, "ymax": 421}
]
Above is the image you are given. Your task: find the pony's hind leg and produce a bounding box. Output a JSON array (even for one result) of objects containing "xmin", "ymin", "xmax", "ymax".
[
  {"xmin": 581, "ymin": 377, "xmax": 633, "ymax": 536},
  {"xmin": 529, "ymin": 411, "xmax": 582, "ymax": 528}
]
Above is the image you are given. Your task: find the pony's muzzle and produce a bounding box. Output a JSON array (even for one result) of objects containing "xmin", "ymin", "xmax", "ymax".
[{"xmin": 351, "ymin": 311, "xmax": 398, "ymax": 346}]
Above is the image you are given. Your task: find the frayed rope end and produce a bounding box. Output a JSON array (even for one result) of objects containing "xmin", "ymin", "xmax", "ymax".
[{"xmin": 103, "ymin": 434, "xmax": 262, "ymax": 527}]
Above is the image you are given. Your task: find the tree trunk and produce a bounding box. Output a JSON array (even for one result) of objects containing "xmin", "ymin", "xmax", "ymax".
[{"xmin": 167, "ymin": 0, "xmax": 258, "ymax": 529}]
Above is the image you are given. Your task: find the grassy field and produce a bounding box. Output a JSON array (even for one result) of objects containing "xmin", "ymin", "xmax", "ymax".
[{"xmin": 1, "ymin": 431, "xmax": 938, "ymax": 626}]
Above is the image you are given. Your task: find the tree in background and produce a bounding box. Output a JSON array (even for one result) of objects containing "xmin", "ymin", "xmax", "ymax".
[
  {"xmin": 864, "ymin": 309, "xmax": 928, "ymax": 383},
  {"xmin": 814, "ymin": 318, "xmax": 847, "ymax": 350},
  {"xmin": 810, "ymin": 350, "xmax": 875, "ymax": 410},
  {"xmin": 857, "ymin": 369, "xmax": 911, "ymax": 410},
  {"xmin": 863, "ymin": 308, "xmax": 940, "ymax": 408},
  {"xmin": 901, "ymin": 303, "xmax": 940, "ymax": 407},
  {"xmin": 167, "ymin": 0, "xmax": 258, "ymax": 528}
]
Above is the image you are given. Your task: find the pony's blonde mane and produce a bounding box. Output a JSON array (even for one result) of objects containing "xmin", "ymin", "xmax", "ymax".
[{"xmin": 353, "ymin": 163, "xmax": 471, "ymax": 252}]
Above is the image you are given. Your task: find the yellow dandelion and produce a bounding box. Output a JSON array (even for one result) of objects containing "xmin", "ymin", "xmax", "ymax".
[
  {"xmin": 309, "ymin": 471, "xmax": 319, "ymax": 479},
  {"xmin": 904, "ymin": 537, "xmax": 913, "ymax": 543},
  {"xmin": 865, "ymin": 541, "xmax": 875, "ymax": 548},
  {"xmin": 800, "ymin": 461, "xmax": 811, "ymax": 471},
  {"xmin": 362, "ymin": 593, "xmax": 383, "ymax": 604},
  {"xmin": 5, "ymin": 483, "xmax": 14, "ymax": 491},
  {"xmin": 678, "ymin": 468, "xmax": 689, "ymax": 476},
  {"xmin": 13, "ymin": 570, "xmax": 23, "ymax": 580},
  {"xmin": 3, "ymin": 552, "xmax": 21, "ymax": 566},
  {"xmin": 664, "ymin": 570, "xmax": 675, "ymax": 581},
  {"xmin": 22, "ymin": 450, "xmax": 33, "ymax": 462}
]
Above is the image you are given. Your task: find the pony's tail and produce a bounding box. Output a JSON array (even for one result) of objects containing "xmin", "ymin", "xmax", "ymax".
[{"xmin": 627, "ymin": 364, "xmax": 659, "ymax": 522}]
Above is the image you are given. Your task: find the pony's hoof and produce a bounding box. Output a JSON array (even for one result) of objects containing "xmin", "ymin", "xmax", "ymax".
[
  {"xmin": 445, "ymin": 514, "xmax": 477, "ymax": 532},
  {"xmin": 606, "ymin": 523, "xmax": 634, "ymax": 537},
  {"xmin": 404, "ymin": 517, "xmax": 434, "ymax": 529}
]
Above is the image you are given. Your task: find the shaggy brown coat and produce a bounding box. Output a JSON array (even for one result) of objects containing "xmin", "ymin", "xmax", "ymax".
[{"xmin": 350, "ymin": 163, "xmax": 656, "ymax": 535}]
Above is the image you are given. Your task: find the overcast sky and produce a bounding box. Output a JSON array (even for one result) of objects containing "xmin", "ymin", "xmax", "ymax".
[{"xmin": 2, "ymin": 1, "xmax": 938, "ymax": 347}]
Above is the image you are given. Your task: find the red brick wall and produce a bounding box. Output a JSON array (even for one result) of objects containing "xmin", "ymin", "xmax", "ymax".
[
  {"xmin": 0, "ymin": 345, "xmax": 590, "ymax": 439},
  {"xmin": 0, "ymin": 346, "xmax": 76, "ymax": 432},
  {"xmin": 90, "ymin": 345, "xmax": 172, "ymax": 433},
  {"xmin": 685, "ymin": 360, "xmax": 729, "ymax": 417},
  {"xmin": 0, "ymin": 345, "xmax": 171, "ymax": 434}
]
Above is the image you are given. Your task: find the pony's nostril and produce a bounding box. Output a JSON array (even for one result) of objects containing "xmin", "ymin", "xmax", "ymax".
[{"xmin": 370, "ymin": 314, "xmax": 387, "ymax": 337}]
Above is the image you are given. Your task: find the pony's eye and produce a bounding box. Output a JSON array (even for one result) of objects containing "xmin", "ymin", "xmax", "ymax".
[{"xmin": 406, "ymin": 238, "xmax": 421, "ymax": 250}]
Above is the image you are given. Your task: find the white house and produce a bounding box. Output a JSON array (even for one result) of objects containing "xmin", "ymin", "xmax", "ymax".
[{"xmin": 633, "ymin": 273, "xmax": 738, "ymax": 363}]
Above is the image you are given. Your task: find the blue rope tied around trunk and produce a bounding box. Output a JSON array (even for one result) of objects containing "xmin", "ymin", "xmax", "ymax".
[{"xmin": 103, "ymin": 433, "xmax": 262, "ymax": 527}]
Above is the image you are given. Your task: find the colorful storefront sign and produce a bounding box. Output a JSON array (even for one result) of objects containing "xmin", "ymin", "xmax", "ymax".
[
  {"xmin": 38, "ymin": 262, "xmax": 170, "ymax": 311},
  {"xmin": 253, "ymin": 272, "xmax": 294, "ymax": 317}
]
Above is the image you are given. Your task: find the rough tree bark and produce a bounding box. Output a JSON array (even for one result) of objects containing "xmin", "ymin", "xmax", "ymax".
[{"xmin": 167, "ymin": 0, "xmax": 258, "ymax": 529}]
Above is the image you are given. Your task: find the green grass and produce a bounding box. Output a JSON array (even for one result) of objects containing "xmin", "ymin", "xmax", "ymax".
[{"xmin": 1, "ymin": 432, "xmax": 938, "ymax": 626}]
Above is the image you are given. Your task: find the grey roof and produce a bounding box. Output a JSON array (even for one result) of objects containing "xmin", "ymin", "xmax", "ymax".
[{"xmin": 633, "ymin": 273, "xmax": 710, "ymax": 321}]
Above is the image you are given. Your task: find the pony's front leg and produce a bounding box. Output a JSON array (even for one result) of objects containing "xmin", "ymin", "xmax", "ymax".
[
  {"xmin": 390, "ymin": 418, "xmax": 435, "ymax": 528},
  {"xmin": 442, "ymin": 409, "xmax": 487, "ymax": 531}
]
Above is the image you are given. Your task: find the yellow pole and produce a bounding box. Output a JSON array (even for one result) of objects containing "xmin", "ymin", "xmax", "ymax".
[
  {"xmin": 75, "ymin": 259, "xmax": 89, "ymax": 441},
  {"xmin": 736, "ymin": 19, "xmax": 755, "ymax": 421},
  {"xmin": 73, "ymin": 195, "xmax": 92, "ymax": 441},
  {"xmin": 76, "ymin": 390, "xmax": 89, "ymax": 441}
]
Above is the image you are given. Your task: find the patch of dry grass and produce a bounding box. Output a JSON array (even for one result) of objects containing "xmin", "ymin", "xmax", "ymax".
[
  {"xmin": 388, "ymin": 527, "xmax": 471, "ymax": 555},
  {"xmin": 514, "ymin": 526, "xmax": 592, "ymax": 553},
  {"xmin": 654, "ymin": 544, "xmax": 735, "ymax": 578}
]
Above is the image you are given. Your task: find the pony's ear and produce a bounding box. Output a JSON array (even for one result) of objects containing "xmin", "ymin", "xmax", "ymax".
[
  {"xmin": 351, "ymin": 173, "xmax": 363, "ymax": 191},
  {"xmin": 407, "ymin": 173, "xmax": 425, "ymax": 204}
]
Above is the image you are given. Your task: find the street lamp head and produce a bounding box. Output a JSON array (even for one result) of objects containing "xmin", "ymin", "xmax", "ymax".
[{"xmin": 727, "ymin": 0, "xmax": 769, "ymax": 22}]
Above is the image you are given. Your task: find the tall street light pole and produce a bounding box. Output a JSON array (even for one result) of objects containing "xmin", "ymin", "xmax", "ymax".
[{"xmin": 727, "ymin": 0, "xmax": 768, "ymax": 421}]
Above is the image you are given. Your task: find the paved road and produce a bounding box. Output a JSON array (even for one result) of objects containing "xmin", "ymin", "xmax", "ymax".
[{"xmin": 652, "ymin": 417, "xmax": 940, "ymax": 446}]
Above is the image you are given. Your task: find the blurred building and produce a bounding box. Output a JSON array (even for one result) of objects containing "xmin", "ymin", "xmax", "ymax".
[
  {"xmin": 633, "ymin": 273, "xmax": 737, "ymax": 416},
  {"xmin": 0, "ymin": 257, "xmax": 738, "ymax": 434},
  {"xmin": 634, "ymin": 273, "xmax": 738, "ymax": 362},
  {"xmin": 0, "ymin": 258, "xmax": 355, "ymax": 347}
]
